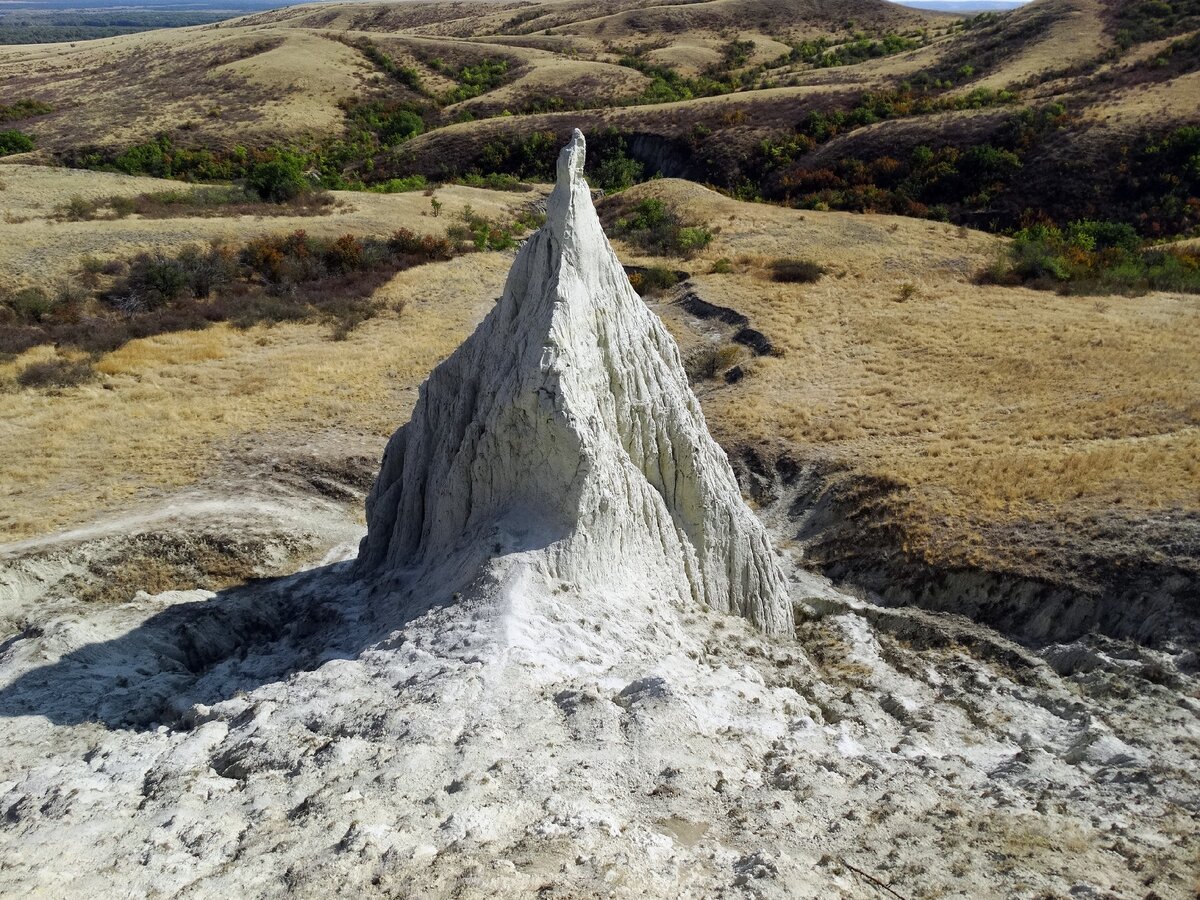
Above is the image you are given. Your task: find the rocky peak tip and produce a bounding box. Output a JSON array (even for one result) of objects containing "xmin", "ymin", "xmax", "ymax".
[
  {"xmin": 547, "ymin": 129, "xmax": 592, "ymax": 241},
  {"xmin": 556, "ymin": 129, "xmax": 586, "ymax": 187}
]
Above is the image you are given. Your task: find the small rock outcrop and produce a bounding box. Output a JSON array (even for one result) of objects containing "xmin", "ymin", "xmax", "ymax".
[{"xmin": 359, "ymin": 130, "xmax": 791, "ymax": 636}]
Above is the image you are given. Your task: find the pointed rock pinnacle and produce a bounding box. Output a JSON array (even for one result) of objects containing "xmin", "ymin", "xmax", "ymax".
[{"xmin": 359, "ymin": 129, "xmax": 793, "ymax": 636}]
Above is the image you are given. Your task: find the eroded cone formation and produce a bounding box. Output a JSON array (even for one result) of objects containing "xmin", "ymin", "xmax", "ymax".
[{"xmin": 360, "ymin": 129, "xmax": 792, "ymax": 636}]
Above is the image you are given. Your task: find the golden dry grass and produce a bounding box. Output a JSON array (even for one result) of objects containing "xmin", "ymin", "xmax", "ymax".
[
  {"xmin": 0, "ymin": 164, "xmax": 545, "ymax": 283},
  {"xmin": 611, "ymin": 180, "xmax": 1200, "ymax": 559},
  {"xmin": 0, "ymin": 253, "xmax": 512, "ymax": 540}
]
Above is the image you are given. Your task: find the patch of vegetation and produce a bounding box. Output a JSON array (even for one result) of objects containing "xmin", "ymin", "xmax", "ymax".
[
  {"xmin": 443, "ymin": 57, "xmax": 512, "ymax": 104},
  {"xmin": 982, "ymin": 220, "xmax": 1200, "ymax": 294},
  {"xmin": 15, "ymin": 357, "xmax": 95, "ymax": 390},
  {"xmin": 757, "ymin": 104, "xmax": 1068, "ymax": 225},
  {"xmin": 366, "ymin": 175, "xmax": 429, "ymax": 193},
  {"xmin": 62, "ymin": 92, "xmax": 428, "ymax": 192},
  {"xmin": 788, "ymin": 32, "xmax": 923, "ymax": 68},
  {"xmin": 615, "ymin": 198, "xmax": 714, "ymax": 258},
  {"xmin": 1112, "ymin": 0, "xmax": 1200, "ymax": 47},
  {"xmin": 627, "ymin": 265, "xmax": 681, "ymax": 295},
  {"xmin": 617, "ymin": 54, "xmax": 736, "ymax": 104},
  {"xmin": 445, "ymin": 204, "xmax": 519, "ymax": 251},
  {"xmin": 771, "ymin": 259, "xmax": 827, "ymax": 283},
  {"xmin": 712, "ymin": 38, "xmax": 756, "ymax": 72},
  {"xmin": 453, "ymin": 172, "xmax": 530, "ymax": 191},
  {"xmin": 54, "ymin": 186, "xmax": 335, "ymax": 221},
  {"xmin": 350, "ymin": 38, "xmax": 425, "ymax": 93},
  {"xmin": 0, "ymin": 130, "xmax": 35, "ymax": 156},
  {"xmin": 472, "ymin": 127, "xmax": 645, "ymax": 192},
  {"xmin": 0, "ymin": 100, "xmax": 52, "ymax": 124},
  {"xmin": 0, "ymin": 229, "xmax": 458, "ymax": 367},
  {"xmin": 913, "ymin": 12, "xmax": 1047, "ymax": 87}
]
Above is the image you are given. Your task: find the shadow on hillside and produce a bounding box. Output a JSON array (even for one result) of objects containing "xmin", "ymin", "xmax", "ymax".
[{"xmin": 0, "ymin": 560, "xmax": 379, "ymax": 731}]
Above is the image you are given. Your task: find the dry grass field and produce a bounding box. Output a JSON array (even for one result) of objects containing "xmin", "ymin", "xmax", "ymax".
[{"xmin": 615, "ymin": 181, "xmax": 1199, "ymax": 546}]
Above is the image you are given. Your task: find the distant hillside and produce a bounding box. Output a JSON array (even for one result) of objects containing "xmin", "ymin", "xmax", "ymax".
[
  {"xmin": 892, "ymin": 0, "xmax": 1026, "ymax": 11},
  {"xmin": 1, "ymin": 0, "xmax": 1196, "ymax": 235}
]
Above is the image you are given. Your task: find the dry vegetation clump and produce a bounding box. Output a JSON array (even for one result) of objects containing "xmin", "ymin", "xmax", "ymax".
[
  {"xmin": 771, "ymin": 258, "xmax": 827, "ymax": 283},
  {"xmin": 61, "ymin": 529, "xmax": 310, "ymax": 604},
  {"xmin": 54, "ymin": 186, "xmax": 337, "ymax": 222},
  {"xmin": 686, "ymin": 343, "xmax": 742, "ymax": 382},
  {"xmin": 0, "ymin": 228, "xmax": 459, "ymax": 367},
  {"xmin": 626, "ymin": 264, "xmax": 683, "ymax": 295},
  {"xmin": 14, "ymin": 356, "xmax": 95, "ymax": 390}
]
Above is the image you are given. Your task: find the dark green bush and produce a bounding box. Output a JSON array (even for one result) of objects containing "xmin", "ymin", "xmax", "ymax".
[
  {"xmin": 0, "ymin": 130, "xmax": 34, "ymax": 155},
  {"xmin": 616, "ymin": 199, "xmax": 714, "ymax": 258},
  {"xmin": 5, "ymin": 286, "xmax": 56, "ymax": 323},
  {"xmin": 246, "ymin": 151, "xmax": 310, "ymax": 202},
  {"xmin": 771, "ymin": 259, "xmax": 827, "ymax": 283}
]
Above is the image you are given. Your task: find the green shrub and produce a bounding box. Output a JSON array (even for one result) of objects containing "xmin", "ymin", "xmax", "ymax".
[
  {"xmin": 710, "ymin": 257, "xmax": 734, "ymax": 274},
  {"xmin": 771, "ymin": 259, "xmax": 827, "ymax": 283},
  {"xmin": 0, "ymin": 130, "xmax": 34, "ymax": 156},
  {"xmin": 616, "ymin": 198, "xmax": 714, "ymax": 257},
  {"xmin": 0, "ymin": 99, "xmax": 52, "ymax": 123},
  {"xmin": 984, "ymin": 220, "xmax": 1200, "ymax": 294},
  {"xmin": 246, "ymin": 151, "xmax": 310, "ymax": 202},
  {"xmin": 56, "ymin": 195, "xmax": 95, "ymax": 221},
  {"xmin": 677, "ymin": 226, "xmax": 713, "ymax": 256},
  {"xmin": 5, "ymin": 286, "xmax": 55, "ymax": 322},
  {"xmin": 456, "ymin": 205, "xmax": 517, "ymax": 251},
  {"xmin": 368, "ymin": 175, "xmax": 428, "ymax": 193},
  {"xmin": 456, "ymin": 172, "xmax": 528, "ymax": 191},
  {"xmin": 124, "ymin": 252, "xmax": 191, "ymax": 307},
  {"xmin": 637, "ymin": 266, "xmax": 681, "ymax": 294}
]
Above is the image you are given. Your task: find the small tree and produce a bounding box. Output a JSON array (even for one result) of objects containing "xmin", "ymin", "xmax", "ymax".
[
  {"xmin": 246, "ymin": 151, "xmax": 309, "ymax": 203},
  {"xmin": 0, "ymin": 130, "xmax": 35, "ymax": 156}
]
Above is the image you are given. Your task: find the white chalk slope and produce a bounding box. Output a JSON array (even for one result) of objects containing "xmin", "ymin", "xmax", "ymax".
[{"xmin": 359, "ymin": 129, "xmax": 792, "ymax": 637}]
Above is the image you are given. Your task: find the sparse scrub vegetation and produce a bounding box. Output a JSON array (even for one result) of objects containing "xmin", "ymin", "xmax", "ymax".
[
  {"xmin": 1112, "ymin": 0, "xmax": 1200, "ymax": 47},
  {"xmin": 787, "ymin": 32, "xmax": 923, "ymax": 68},
  {"xmin": 15, "ymin": 357, "xmax": 96, "ymax": 390},
  {"xmin": 446, "ymin": 204, "xmax": 518, "ymax": 251},
  {"xmin": 350, "ymin": 38, "xmax": 425, "ymax": 93},
  {"xmin": 0, "ymin": 99, "xmax": 52, "ymax": 123},
  {"xmin": 0, "ymin": 229, "xmax": 461, "ymax": 370},
  {"xmin": 983, "ymin": 221, "xmax": 1200, "ymax": 294},
  {"xmin": 0, "ymin": 130, "xmax": 34, "ymax": 156},
  {"xmin": 616, "ymin": 198, "xmax": 713, "ymax": 258},
  {"xmin": 626, "ymin": 265, "xmax": 681, "ymax": 295},
  {"xmin": 54, "ymin": 186, "xmax": 335, "ymax": 221},
  {"xmin": 686, "ymin": 343, "xmax": 742, "ymax": 381}
]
